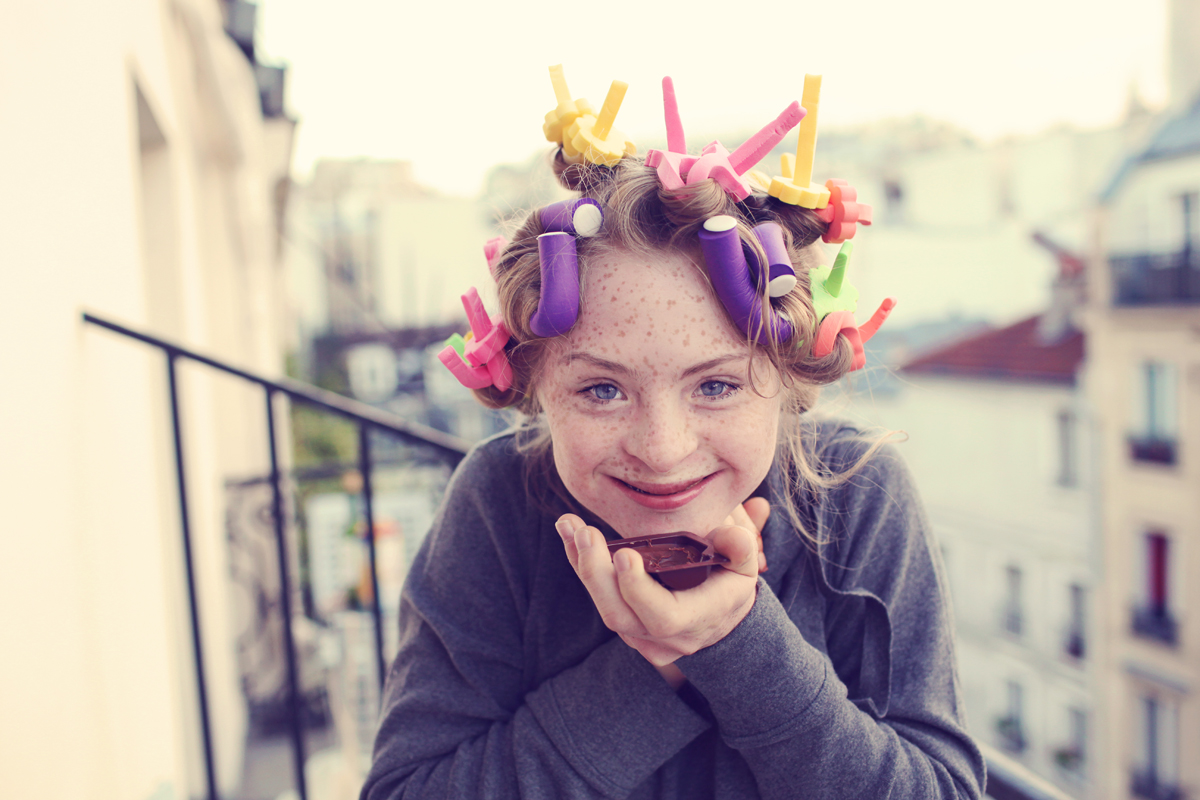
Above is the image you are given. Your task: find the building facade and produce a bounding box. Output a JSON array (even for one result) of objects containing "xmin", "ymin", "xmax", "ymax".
[
  {"xmin": 0, "ymin": 2, "xmax": 294, "ymax": 798},
  {"xmin": 1087, "ymin": 96, "xmax": 1200, "ymax": 800}
]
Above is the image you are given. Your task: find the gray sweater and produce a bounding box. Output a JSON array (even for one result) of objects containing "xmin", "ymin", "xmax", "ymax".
[{"xmin": 362, "ymin": 424, "xmax": 987, "ymax": 799}]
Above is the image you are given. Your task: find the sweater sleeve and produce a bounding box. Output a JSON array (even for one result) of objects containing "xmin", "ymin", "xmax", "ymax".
[
  {"xmin": 361, "ymin": 440, "xmax": 711, "ymax": 800},
  {"xmin": 675, "ymin": 442, "xmax": 987, "ymax": 799}
]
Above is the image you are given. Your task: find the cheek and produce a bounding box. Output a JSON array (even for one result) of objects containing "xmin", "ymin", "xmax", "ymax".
[
  {"xmin": 711, "ymin": 399, "xmax": 781, "ymax": 470},
  {"xmin": 542, "ymin": 395, "xmax": 620, "ymax": 478}
]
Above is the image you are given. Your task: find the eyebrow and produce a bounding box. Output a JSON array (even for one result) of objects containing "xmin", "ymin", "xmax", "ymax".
[{"xmin": 565, "ymin": 352, "xmax": 748, "ymax": 379}]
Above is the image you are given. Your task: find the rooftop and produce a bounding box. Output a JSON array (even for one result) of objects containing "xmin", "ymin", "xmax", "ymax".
[
  {"xmin": 1101, "ymin": 94, "xmax": 1200, "ymax": 202},
  {"xmin": 901, "ymin": 314, "xmax": 1084, "ymax": 385}
]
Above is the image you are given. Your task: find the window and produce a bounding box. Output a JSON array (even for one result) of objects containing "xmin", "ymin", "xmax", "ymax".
[
  {"xmin": 1131, "ymin": 695, "xmax": 1180, "ymax": 799},
  {"xmin": 1065, "ymin": 583, "xmax": 1086, "ymax": 660},
  {"xmin": 1056, "ymin": 409, "xmax": 1078, "ymax": 486},
  {"xmin": 1129, "ymin": 361, "xmax": 1178, "ymax": 465},
  {"xmin": 1003, "ymin": 565, "xmax": 1023, "ymax": 636},
  {"xmin": 1054, "ymin": 707, "xmax": 1087, "ymax": 773},
  {"xmin": 1182, "ymin": 192, "xmax": 1198, "ymax": 257},
  {"xmin": 997, "ymin": 681, "xmax": 1026, "ymax": 753},
  {"xmin": 1132, "ymin": 532, "xmax": 1178, "ymax": 645}
]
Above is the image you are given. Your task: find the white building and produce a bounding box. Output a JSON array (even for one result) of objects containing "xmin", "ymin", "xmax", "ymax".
[
  {"xmin": 1085, "ymin": 93, "xmax": 1200, "ymax": 800},
  {"xmin": 849, "ymin": 288, "xmax": 1098, "ymax": 798},
  {"xmin": 0, "ymin": 2, "xmax": 294, "ymax": 798}
]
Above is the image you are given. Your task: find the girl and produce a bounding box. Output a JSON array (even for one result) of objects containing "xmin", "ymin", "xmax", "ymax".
[{"xmin": 362, "ymin": 72, "xmax": 986, "ymax": 799}]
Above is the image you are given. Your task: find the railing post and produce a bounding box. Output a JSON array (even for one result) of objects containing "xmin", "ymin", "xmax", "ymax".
[
  {"xmin": 167, "ymin": 353, "xmax": 220, "ymax": 800},
  {"xmin": 264, "ymin": 388, "xmax": 308, "ymax": 800},
  {"xmin": 358, "ymin": 424, "xmax": 387, "ymax": 692}
]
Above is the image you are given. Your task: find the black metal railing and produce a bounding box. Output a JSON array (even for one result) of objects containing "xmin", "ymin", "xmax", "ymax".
[
  {"xmin": 1132, "ymin": 604, "xmax": 1179, "ymax": 646},
  {"xmin": 1132, "ymin": 768, "xmax": 1188, "ymax": 800},
  {"xmin": 1129, "ymin": 435, "xmax": 1178, "ymax": 466},
  {"xmin": 84, "ymin": 310, "xmax": 1060, "ymax": 800},
  {"xmin": 82, "ymin": 311, "xmax": 469, "ymax": 800},
  {"xmin": 1111, "ymin": 251, "xmax": 1200, "ymax": 306}
]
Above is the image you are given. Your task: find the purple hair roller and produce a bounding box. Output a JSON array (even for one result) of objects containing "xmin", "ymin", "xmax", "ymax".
[
  {"xmin": 752, "ymin": 222, "xmax": 797, "ymax": 298},
  {"xmin": 699, "ymin": 216, "xmax": 793, "ymax": 342},
  {"xmin": 530, "ymin": 232, "xmax": 581, "ymax": 337},
  {"xmin": 539, "ymin": 198, "xmax": 603, "ymax": 237}
]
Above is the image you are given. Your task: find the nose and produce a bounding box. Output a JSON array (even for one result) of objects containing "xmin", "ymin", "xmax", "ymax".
[{"xmin": 623, "ymin": 395, "xmax": 699, "ymax": 474}]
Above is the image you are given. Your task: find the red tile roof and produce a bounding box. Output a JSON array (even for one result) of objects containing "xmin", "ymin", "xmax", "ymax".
[{"xmin": 901, "ymin": 315, "xmax": 1084, "ymax": 385}]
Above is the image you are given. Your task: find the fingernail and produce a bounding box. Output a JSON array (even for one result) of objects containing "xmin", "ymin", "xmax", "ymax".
[
  {"xmin": 615, "ymin": 549, "xmax": 630, "ymax": 573},
  {"xmin": 758, "ymin": 552, "xmax": 768, "ymax": 573},
  {"xmin": 555, "ymin": 517, "xmax": 579, "ymax": 539},
  {"xmin": 574, "ymin": 526, "xmax": 592, "ymax": 551}
]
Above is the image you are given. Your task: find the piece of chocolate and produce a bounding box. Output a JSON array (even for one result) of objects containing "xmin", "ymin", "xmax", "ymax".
[{"xmin": 607, "ymin": 531, "xmax": 729, "ymax": 590}]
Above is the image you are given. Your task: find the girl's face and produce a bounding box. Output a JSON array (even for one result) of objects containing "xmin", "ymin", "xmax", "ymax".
[{"xmin": 538, "ymin": 247, "xmax": 783, "ymax": 538}]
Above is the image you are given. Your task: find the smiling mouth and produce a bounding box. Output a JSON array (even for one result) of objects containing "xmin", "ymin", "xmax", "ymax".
[{"xmin": 619, "ymin": 477, "xmax": 706, "ymax": 496}]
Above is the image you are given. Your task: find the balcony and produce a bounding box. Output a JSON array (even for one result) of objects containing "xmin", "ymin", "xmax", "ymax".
[
  {"xmin": 1132, "ymin": 768, "xmax": 1187, "ymax": 800},
  {"xmin": 1129, "ymin": 435, "xmax": 1178, "ymax": 466},
  {"xmin": 996, "ymin": 715, "xmax": 1027, "ymax": 754},
  {"xmin": 1063, "ymin": 629, "xmax": 1085, "ymax": 661},
  {"xmin": 1132, "ymin": 605, "xmax": 1179, "ymax": 646},
  {"xmin": 1110, "ymin": 251, "xmax": 1200, "ymax": 306}
]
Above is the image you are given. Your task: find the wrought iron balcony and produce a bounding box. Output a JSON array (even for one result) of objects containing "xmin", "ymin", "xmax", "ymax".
[
  {"xmin": 83, "ymin": 312, "xmax": 469, "ymax": 800},
  {"xmin": 1132, "ymin": 605, "xmax": 1179, "ymax": 646},
  {"xmin": 996, "ymin": 715, "xmax": 1027, "ymax": 754},
  {"xmin": 1129, "ymin": 435, "xmax": 1178, "ymax": 466},
  {"xmin": 1110, "ymin": 251, "xmax": 1200, "ymax": 306},
  {"xmin": 1063, "ymin": 629, "xmax": 1085, "ymax": 660},
  {"xmin": 81, "ymin": 311, "xmax": 1085, "ymax": 800},
  {"xmin": 1131, "ymin": 768, "xmax": 1187, "ymax": 800}
]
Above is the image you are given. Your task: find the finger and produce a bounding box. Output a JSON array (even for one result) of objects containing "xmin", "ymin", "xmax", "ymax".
[
  {"xmin": 575, "ymin": 526, "xmax": 644, "ymax": 634},
  {"xmin": 707, "ymin": 525, "xmax": 760, "ymax": 578},
  {"xmin": 743, "ymin": 496, "xmax": 771, "ymax": 533},
  {"xmin": 555, "ymin": 514, "xmax": 585, "ymax": 571},
  {"xmin": 613, "ymin": 546, "xmax": 681, "ymax": 637},
  {"xmin": 741, "ymin": 497, "xmax": 771, "ymax": 574}
]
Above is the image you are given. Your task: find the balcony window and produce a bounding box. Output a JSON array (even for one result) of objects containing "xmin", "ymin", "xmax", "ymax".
[
  {"xmin": 1129, "ymin": 361, "xmax": 1178, "ymax": 466},
  {"xmin": 1063, "ymin": 583, "xmax": 1086, "ymax": 660},
  {"xmin": 1001, "ymin": 565, "xmax": 1023, "ymax": 637},
  {"xmin": 1053, "ymin": 707, "xmax": 1087, "ymax": 774},
  {"xmin": 1132, "ymin": 695, "xmax": 1182, "ymax": 800},
  {"xmin": 1110, "ymin": 193, "xmax": 1200, "ymax": 306},
  {"xmin": 996, "ymin": 681, "xmax": 1026, "ymax": 753},
  {"xmin": 1056, "ymin": 410, "xmax": 1078, "ymax": 487},
  {"xmin": 1132, "ymin": 532, "xmax": 1178, "ymax": 646}
]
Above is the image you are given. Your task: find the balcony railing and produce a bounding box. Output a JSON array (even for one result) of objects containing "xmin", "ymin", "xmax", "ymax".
[
  {"xmin": 1132, "ymin": 605, "xmax": 1179, "ymax": 646},
  {"xmin": 1110, "ymin": 251, "xmax": 1200, "ymax": 306},
  {"xmin": 996, "ymin": 715, "xmax": 1027, "ymax": 754},
  {"xmin": 1063, "ymin": 628, "xmax": 1085, "ymax": 661},
  {"xmin": 1132, "ymin": 768, "xmax": 1187, "ymax": 800},
  {"xmin": 83, "ymin": 310, "xmax": 1071, "ymax": 800},
  {"xmin": 1129, "ymin": 435, "xmax": 1178, "ymax": 466},
  {"xmin": 83, "ymin": 312, "xmax": 469, "ymax": 800}
]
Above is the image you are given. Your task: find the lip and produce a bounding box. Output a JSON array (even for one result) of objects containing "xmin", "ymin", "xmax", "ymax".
[{"xmin": 607, "ymin": 472, "xmax": 719, "ymax": 511}]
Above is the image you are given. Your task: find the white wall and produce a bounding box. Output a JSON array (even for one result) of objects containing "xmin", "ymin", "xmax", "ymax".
[
  {"xmin": 845, "ymin": 371, "xmax": 1099, "ymax": 794},
  {"xmin": 0, "ymin": 1, "xmax": 290, "ymax": 798}
]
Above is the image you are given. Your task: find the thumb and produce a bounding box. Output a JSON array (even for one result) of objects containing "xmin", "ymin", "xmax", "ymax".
[
  {"xmin": 707, "ymin": 525, "xmax": 759, "ymax": 578},
  {"xmin": 743, "ymin": 496, "xmax": 771, "ymax": 533}
]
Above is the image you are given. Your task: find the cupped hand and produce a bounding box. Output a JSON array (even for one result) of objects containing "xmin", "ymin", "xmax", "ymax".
[{"xmin": 555, "ymin": 500, "xmax": 769, "ymax": 669}]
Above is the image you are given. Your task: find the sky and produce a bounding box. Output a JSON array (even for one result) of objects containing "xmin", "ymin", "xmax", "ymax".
[{"xmin": 258, "ymin": 0, "xmax": 1169, "ymax": 197}]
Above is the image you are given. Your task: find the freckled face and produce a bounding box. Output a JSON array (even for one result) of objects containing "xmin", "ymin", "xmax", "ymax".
[{"xmin": 538, "ymin": 248, "xmax": 783, "ymax": 538}]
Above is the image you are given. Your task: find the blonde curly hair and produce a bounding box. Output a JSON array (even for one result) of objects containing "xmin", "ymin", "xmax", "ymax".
[{"xmin": 473, "ymin": 151, "xmax": 880, "ymax": 545}]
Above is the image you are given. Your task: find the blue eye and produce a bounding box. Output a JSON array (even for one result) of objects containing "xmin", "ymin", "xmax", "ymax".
[
  {"xmin": 699, "ymin": 380, "xmax": 737, "ymax": 398},
  {"xmin": 586, "ymin": 383, "xmax": 622, "ymax": 401}
]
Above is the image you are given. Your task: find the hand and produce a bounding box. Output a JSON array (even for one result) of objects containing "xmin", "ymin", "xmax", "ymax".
[{"xmin": 555, "ymin": 507, "xmax": 763, "ymax": 670}]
